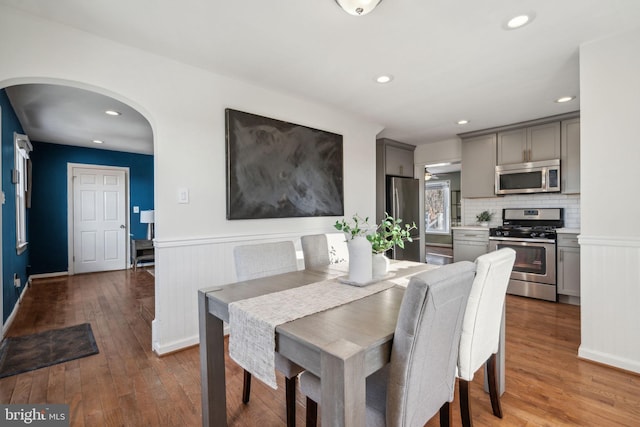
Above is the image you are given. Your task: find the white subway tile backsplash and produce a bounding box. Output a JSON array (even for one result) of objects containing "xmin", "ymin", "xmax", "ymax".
[{"xmin": 462, "ymin": 194, "xmax": 580, "ymax": 228}]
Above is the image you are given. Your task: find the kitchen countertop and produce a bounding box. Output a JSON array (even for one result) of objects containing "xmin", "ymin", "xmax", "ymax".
[{"xmin": 556, "ymin": 228, "xmax": 581, "ymax": 234}]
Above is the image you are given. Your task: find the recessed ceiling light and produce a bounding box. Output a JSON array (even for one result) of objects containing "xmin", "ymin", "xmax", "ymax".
[
  {"xmin": 504, "ymin": 12, "xmax": 535, "ymax": 30},
  {"xmin": 92, "ymin": 139, "xmax": 104, "ymax": 144},
  {"xmin": 105, "ymin": 110, "xmax": 121, "ymax": 116},
  {"xmin": 457, "ymin": 119, "xmax": 470, "ymax": 125},
  {"xmin": 555, "ymin": 96, "xmax": 576, "ymax": 103},
  {"xmin": 375, "ymin": 75, "xmax": 393, "ymax": 84}
]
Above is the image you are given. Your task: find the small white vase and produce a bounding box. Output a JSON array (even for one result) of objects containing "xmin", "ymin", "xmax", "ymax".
[
  {"xmin": 347, "ymin": 236, "xmax": 373, "ymax": 283},
  {"xmin": 372, "ymin": 253, "xmax": 390, "ymax": 278}
]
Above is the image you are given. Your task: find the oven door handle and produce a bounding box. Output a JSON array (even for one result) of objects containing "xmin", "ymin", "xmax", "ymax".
[{"xmin": 489, "ymin": 236, "xmax": 556, "ymax": 244}]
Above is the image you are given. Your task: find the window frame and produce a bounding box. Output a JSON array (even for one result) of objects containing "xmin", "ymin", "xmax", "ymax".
[
  {"xmin": 14, "ymin": 132, "xmax": 32, "ymax": 254},
  {"xmin": 425, "ymin": 179, "xmax": 451, "ymax": 235}
]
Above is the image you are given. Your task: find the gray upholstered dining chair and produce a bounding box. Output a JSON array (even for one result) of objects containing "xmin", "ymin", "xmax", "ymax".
[
  {"xmin": 299, "ymin": 261, "xmax": 476, "ymax": 427},
  {"xmin": 457, "ymin": 248, "xmax": 515, "ymax": 427},
  {"xmin": 301, "ymin": 234, "xmax": 331, "ymax": 269},
  {"xmin": 233, "ymin": 241, "xmax": 304, "ymax": 427}
]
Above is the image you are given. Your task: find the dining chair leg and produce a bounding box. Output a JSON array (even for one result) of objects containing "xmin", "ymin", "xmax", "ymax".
[
  {"xmin": 242, "ymin": 370, "xmax": 251, "ymax": 404},
  {"xmin": 285, "ymin": 376, "xmax": 297, "ymax": 427},
  {"xmin": 459, "ymin": 379, "xmax": 473, "ymax": 427},
  {"xmin": 305, "ymin": 397, "xmax": 318, "ymax": 427},
  {"xmin": 439, "ymin": 401, "xmax": 452, "ymax": 427},
  {"xmin": 487, "ymin": 353, "xmax": 503, "ymax": 418}
]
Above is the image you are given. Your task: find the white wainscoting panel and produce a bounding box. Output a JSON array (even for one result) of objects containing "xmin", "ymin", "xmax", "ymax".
[
  {"xmin": 151, "ymin": 230, "xmax": 330, "ymax": 355},
  {"xmin": 578, "ymin": 235, "xmax": 640, "ymax": 374}
]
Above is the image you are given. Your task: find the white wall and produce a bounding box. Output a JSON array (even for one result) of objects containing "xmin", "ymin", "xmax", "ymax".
[
  {"xmin": 0, "ymin": 6, "xmax": 382, "ymax": 354},
  {"xmin": 579, "ymin": 27, "xmax": 640, "ymax": 373}
]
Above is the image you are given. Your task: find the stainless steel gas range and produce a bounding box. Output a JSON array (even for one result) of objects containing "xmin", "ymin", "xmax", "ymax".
[{"xmin": 489, "ymin": 208, "xmax": 564, "ymax": 302}]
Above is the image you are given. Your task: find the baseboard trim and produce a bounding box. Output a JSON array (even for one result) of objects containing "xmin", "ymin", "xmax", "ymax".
[
  {"xmin": 29, "ymin": 271, "xmax": 69, "ymax": 280},
  {"xmin": 578, "ymin": 345, "xmax": 640, "ymax": 375},
  {"xmin": 2, "ymin": 280, "xmax": 30, "ymax": 338},
  {"xmin": 153, "ymin": 334, "xmax": 200, "ymax": 356}
]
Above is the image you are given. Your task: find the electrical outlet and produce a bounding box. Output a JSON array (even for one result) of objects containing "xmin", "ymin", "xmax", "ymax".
[{"xmin": 13, "ymin": 274, "xmax": 20, "ymax": 288}]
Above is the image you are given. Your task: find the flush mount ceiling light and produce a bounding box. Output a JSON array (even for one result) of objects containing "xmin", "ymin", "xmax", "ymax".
[
  {"xmin": 375, "ymin": 74, "xmax": 393, "ymax": 84},
  {"xmin": 335, "ymin": 0, "xmax": 382, "ymax": 16},
  {"xmin": 92, "ymin": 139, "xmax": 104, "ymax": 144},
  {"xmin": 105, "ymin": 110, "xmax": 121, "ymax": 116},
  {"xmin": 504, "ymin": 12, "xmax": 535, "ymax": 30},
  {"xmin": 457, "ymin": 119, "xmax": 470, "ymax": 125},
  {"xmin": 555, "ymin": 96, "xmax": 576, "ymax": 103}
]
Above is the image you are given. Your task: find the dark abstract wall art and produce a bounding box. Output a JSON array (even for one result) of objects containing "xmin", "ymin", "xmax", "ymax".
[{"xmin": 225, "ymin": 109, "xmax": 344, "ymax": 219}]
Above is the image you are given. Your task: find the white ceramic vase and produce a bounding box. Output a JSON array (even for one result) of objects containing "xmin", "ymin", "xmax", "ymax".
[
  {"xmin": 372, "ymin": 253, "xmax": 390, "ymax": 278},
  {"xmin": 347, "ymin": 235, "xmax": 373, "ymax": 283}
]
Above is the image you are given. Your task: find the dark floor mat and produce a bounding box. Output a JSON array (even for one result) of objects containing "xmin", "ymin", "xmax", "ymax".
[{"xmin": 0, "ymin": 323, "xmax": 99, "ymax": 378}]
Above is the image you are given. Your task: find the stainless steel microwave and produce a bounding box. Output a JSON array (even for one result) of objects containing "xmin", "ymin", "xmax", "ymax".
[{"xmin": 495, "ymin": 159, "xmax": 560, "ymax": 195}]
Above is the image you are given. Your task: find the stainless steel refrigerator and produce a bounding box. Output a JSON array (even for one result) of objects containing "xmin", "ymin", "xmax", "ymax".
[{"xmin": 386, "ymin": 176, "xmax": 421, "ymax": 261}]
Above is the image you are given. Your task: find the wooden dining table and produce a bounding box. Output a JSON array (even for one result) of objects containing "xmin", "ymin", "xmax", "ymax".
[
  {"xmin": 198, "ymin": 259, "xmax": 507, "ymax": 426},
  {"xmin": 198, "ymin": 261, "xmax": 438, "ymax": 426}
]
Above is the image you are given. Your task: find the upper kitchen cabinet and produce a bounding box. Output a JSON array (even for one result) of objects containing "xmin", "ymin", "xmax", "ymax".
[
  {"xmin": 461, "ymin": 133, "xmax": 497, "ymax": 198},
  {"xmin": 497, "ymin": 122, "xmax": 561, "ymax": 165},
  {"xmin": 377, "ymin": 138, "xmax": 415, "ymax": 177},
  {"xmin": 561, "ymin": 118, "xmax": 581, "ymax": 194}
]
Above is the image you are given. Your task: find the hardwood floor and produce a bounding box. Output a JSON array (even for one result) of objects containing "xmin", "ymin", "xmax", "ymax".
[{"xmin": 1, "ymin": 270, "xmax": 639, "ymax": 426}]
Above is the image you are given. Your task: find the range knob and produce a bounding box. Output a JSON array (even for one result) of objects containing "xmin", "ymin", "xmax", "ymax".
[
  {"xmin": 539, "ymin": 232, "xmax": 546, "ymax": 238},
  {"xmin": 531, "ymin": 232, "xmax": 537, "ymax": 238}
]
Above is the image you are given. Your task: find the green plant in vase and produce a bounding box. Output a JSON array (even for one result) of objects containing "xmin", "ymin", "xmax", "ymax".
[
  {"xmin": 334, "ymin": 214, "xmax": 373, "ymax": 283},
  {"xmin": 334, "ymin": 214, "xmax": 372, "ymax": 240},
  {"xmin": 367, "ymin": 213, "xmax": 417, "ymax": 254},
  {"xmin": 476, "ymin": 210, "xmax": 493, "ymax": 226}
]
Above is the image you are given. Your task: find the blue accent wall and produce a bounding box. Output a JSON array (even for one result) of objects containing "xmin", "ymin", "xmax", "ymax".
[
  {"xmin": 1, "ymin": 89, "xmax": 29, "ymax": 322},
  {"xmin": 29, "ymin": 142, "xmax": 154, "ymax": 275}
]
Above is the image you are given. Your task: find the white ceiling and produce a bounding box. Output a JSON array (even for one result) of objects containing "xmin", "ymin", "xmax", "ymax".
[
  {"xmin": 6, "ymin": 84, "xmax": 153, "ymax": 154},
  {"xmin": 3, "ymin": 0, "xmax": 640, "ymax": 153}
]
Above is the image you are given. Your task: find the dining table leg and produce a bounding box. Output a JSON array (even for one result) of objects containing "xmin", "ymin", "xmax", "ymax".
[
  {"xmin": 320, "ymin": 339, "xmax": 366, "ymax": 427},
  {"xmin": 198, "ymin": 290, "xmax": 228, "ymax": 427}
]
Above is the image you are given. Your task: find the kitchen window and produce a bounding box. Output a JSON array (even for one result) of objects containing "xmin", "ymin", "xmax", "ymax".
[
  {"xmin": 14, "ymin": 133, "xmax": 32, "ymax": 254},
  {"xmin": 425, "ymin": 179, "xmax": 451, "ymax": 234}
]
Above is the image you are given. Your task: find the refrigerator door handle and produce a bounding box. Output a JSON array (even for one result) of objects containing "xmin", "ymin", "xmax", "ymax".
[{"xmin": 393, "ymin": 187, "xmax": 400, "ymax": 218}]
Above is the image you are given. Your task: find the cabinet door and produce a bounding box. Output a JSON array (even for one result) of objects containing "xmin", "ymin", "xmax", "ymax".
[
  {"xmin": 497, "ymin": 128, "xmax": 527, "ymax": 165},
  {"xmin": 527, "ymin": 122, "xmax": 561, "ymax": 162},
  {"xmin": 561, "ymin": 118, "xmax": 580, "ymax": 194},
  {"xmin": 461, "ymin": 134, "xmax": 497, "ymax": 198},
  {"xmin": 385, "ymin": 145, "xmax": 414, "ymax": 177},
  {"xmin": 453, "ymin": 239, "xmax": 489, "ymax": 262},
  {"xmin": 557, "ymin": 246, "xmax": 580, "ymax": 296}
]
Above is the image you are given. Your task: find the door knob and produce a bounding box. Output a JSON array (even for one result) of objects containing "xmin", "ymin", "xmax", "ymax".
[{"xmin": 120, "ymin": 224, "xmax": 126, "ymax": 229}]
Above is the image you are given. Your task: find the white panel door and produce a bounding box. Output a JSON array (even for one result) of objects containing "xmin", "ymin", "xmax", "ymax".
[{"xmin": 73, "ymin": 167, "xmax": 127, "ymax": 273}]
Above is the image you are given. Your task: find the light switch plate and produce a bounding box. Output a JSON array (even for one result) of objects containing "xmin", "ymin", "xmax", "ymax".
[
  {"xmin": 133, "ymin": 206, "xmax": 140, "ymax": 213},
  {"xmin": 178, "ymin": 188, "xmax": 189, "ymax": 204}
]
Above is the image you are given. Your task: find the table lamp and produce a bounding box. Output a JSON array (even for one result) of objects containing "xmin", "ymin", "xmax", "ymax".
[{"xmin": 140, "ymin": 210, "xmax": 155, "ymax": 240}]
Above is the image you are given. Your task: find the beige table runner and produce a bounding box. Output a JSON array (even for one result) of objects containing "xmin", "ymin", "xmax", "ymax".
[
  {"xmin": 229, "ymin": 277, "xmax": 395, "ymax": 389},
  {"xmin": 228, "ymin": 261, "xmax": 438, "ymax": 389}
]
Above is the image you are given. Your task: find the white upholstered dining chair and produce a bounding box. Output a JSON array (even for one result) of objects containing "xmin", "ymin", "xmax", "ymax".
[
  {"xmin": 457, "ymin": 248, "xmax": 516, "ymax": 427},
  {"xmin": 301, "ymin": 234, "xmax": 331, "ymax": 269},
  {"xmin": 233, "ymin": 241, "xmax": 304, "ymax": 427},
  {"xmin": 299, "ymin": 261, "xmax": 476, "ymax": 427}
]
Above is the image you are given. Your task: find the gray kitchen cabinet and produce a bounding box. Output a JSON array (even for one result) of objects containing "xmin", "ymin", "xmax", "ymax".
[
  {"xmin": 453, "ymin": 228, "xmax": 489, "ymax": 262},
  {"xmin": 376, "ymin": 138, "xmax": 415, "ymax": 223},
  {"xmin": 378, "ymin": 138, "xmax": 415, "ymax": 178},
  {"xmin": 497, "ymin": 122, "xmax": 561, "ymax": 165},
  {"xmin": 461, "ymin": 134, "xmax": 496, "ymax": 198},
  {"xmin": 561, "ymin": 118, "xmax": 581, "ymax": 194},
  {"xmin": 557, "ymin": 233, "xmax": 580, "ymax": 298}
]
